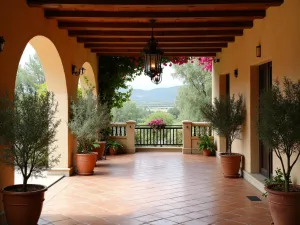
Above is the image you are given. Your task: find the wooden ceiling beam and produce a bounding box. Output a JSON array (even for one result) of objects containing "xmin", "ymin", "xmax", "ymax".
[
  {"xmin": 77, "ymin": 37, "xmax": 235, "ymax": 43},
  {"xmin": 69, "ymin": 30, "xmax": 243, "ymax": 37},
  {"xmin": 28, "ymin": 0, "xmax": 283, "ymax": 9},
  {"xmin": 91, "ymin": 48, "xmax": 222, "ymax": 53},
  {"xmin": 84, "ymin": 43, "xmax": 228, "ymax": 48},
  {"xmin": 96, "ymin": 52, "xmax": 217, "ymax": 56},
  {"xmin": 45, "ymin": 10, "xmax": 266, "ymax": 20},
  {"xmin": 58, "ymin": 21, "xmax": 253, "ymax": 30}
]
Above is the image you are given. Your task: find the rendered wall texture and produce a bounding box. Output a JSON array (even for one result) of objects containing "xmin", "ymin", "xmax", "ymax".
[{"xmin": 214, "ymin": 0, "xmax": 300, "ymax": 181}]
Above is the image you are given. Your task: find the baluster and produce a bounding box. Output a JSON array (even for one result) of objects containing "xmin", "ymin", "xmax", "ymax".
[
  {"xmin": 150, "ymin": 128, "xmax": 152, "ymax": 145},
  {"xmin": 193, "ymin": 126, "xmax": 196, "ymax": 136},
  {"xmin": 173, "ymin": 128, "xmax": 175, "ymax": 145},
  {"xmin": 147, "ymin": 128, "xmax": 149, "ymax": 145},
  {"xmin": 139, "ymin": 128, "xmax": 141, "ymax": 145},
  {"xmin": 124, "ymin": 126, "xmax": 126, "ymax": 136}
]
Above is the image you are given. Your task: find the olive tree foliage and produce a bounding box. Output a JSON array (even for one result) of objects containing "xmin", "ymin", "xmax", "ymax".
[
  {"xmin": 201, "ymin": 95, "xmax": 246, "ymax": 154},
  {"xmin": 68, "ymin": 91, "xmax": 110, "ymax": 154},
  {"xmin": 0, "ymin": 88, "xmax": 61, "ymax": 192},
  {"xmin": 111, "ymin": 101, "xmax": 151, "ymax": 123},
  {"xmin": 258, "ymin": 78, "xmax": 300, "ymax": 192},
  {"xmin": 172, "ymin": 59, "xmax": 212, "ymax": 121}
]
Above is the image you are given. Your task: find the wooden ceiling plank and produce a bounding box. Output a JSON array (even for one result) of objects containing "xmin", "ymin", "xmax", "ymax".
[
  {"xmin": 28, "ymin": 0, "xmax": 283, "ymax": 9},
  {"xmin": 77, "ymin": 37, "xmax": 235, "ymax": 43},
  {"xmin": 58, "ymin": 21, "xmax": 253, "ymax": 30},
  {"xmin": 91, "ymin": 48, "xmax": 222, "ymax": 53},
  {"xmin": 45, "ymin": 10, "xmax": 266, "ymax": 19},
  {"xmin": 96, "ymin": 52, "xmax": 217, "ymax": 56},
  {"xmin": 84, "ymin": 43, "xmax": 228, "ymax": 48},
  {"xmin": 69, "ymin": 30, "xmax": 243, "ymax": 37}
]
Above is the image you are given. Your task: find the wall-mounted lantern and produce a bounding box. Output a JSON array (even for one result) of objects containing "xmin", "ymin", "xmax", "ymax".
[
  {"xmin": 213, "ymin": 58, "xmax": 220, "ymax": 63},
  {"xmin": 256, "ymin": 45, "xmax": 261, "ymax": 58},
  {"xmin": 0, "ymin": 36, "xmax": 5, "ymax": 52},
  {"xmin": 234, "ymin": 69, "xmax": 238, "ymax": 78},
  {"xmin": 72, "ymin": 65, "xmax": 86, "ymax": 76}
]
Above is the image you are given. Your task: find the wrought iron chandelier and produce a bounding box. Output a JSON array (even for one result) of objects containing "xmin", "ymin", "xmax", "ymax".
[{"xmin": 143, "ymin": 20, "xmax": 164, "ymax": 85}]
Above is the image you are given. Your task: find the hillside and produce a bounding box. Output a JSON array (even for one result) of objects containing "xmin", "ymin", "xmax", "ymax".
[{"xmin": 130, "ymin": 86, "xmax": 181, "ymax": 107}]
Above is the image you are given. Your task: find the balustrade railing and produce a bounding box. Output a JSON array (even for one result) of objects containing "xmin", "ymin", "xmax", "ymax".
[
  {"xmin": 191, "ymin": 122, "xmax": 212, "ymax": 137},
  {"xmin": 110, "ymin": 123, "xmax": 126, "ymax": 136},
  {"xmin": 135, "ymin": 125, "xmax": 183, "ymax": 146}
]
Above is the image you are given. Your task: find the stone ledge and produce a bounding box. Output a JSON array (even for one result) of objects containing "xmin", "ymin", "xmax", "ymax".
[
  {"xmin": 47, "ymin": 167, "xmax": 73, "ymax": 177},
  {"xmin": 137, "ymin": 147, "xmax": 182, "ymax": 152},
  {"xmin": 243, "ymin": 170, "xmax": 266, "ymax": 193}
]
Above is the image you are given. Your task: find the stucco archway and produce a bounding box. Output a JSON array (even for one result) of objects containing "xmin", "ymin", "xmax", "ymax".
[{"xmin": 27, "ymin": 36, "xmax": 70, "ymax": 175}]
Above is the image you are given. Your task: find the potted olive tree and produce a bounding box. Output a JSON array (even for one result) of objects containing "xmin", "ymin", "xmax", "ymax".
[
  {"xmin": 0, "ymin": 88, "xmax": 60, "ymax": 225},
  {"xmin": 258, "ymin": 78, "xmax": 300, "ymax": 225},
  {"xmin": 201, "ymin": 94, "xmax": 246, "ymax": 178},
  {"xmin": 68, "ymin": 91, "xmax": 110, "ymax": 175}
]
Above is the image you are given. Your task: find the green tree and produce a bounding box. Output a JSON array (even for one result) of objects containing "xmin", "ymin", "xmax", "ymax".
[
  {"xmin": 167, "ymin": 107, "xmax": 180, "ymax": 119},
  {"xmin": 16, "ymin": 53, "xmax": 45, "ymax": 91},
  {"xmin": 98, "ymin": 56, "xmax": 142, "ymax": 111},
  {"xmin": 172, "ymin": 59, "xmax": 212, "ymax": 121},
  {"xmin": 143, "ymin": 111, "xmax": 175, "ymax": 125},
  {"xmin": 112, "ymin": 101, "xmax": 150, "ymax": 123}
]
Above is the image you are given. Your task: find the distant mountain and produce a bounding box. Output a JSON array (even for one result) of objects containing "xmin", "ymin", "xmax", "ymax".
[{"xmin": 130, "ymin": 86, "xmax": 181, "ymax": 107}]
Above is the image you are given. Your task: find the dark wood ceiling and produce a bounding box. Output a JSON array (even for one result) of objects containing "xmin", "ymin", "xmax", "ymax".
[{"xmin": 27, "ymin": 0, "xmax": 283, "ymax": 57}]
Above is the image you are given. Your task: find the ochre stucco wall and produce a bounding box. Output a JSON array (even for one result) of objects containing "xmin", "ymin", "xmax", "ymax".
[
  {"xmin": 0, "ymin": 0, "xmax": 98, "ymax": 211},
  {"xmin": 214, "ymin": 0, "xmax": 300, "ymax": 181}
]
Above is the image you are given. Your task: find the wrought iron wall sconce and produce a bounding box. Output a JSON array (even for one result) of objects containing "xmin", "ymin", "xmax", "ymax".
[
  {"xmin": 234, "ymin": 69, "xmax": 238, "ymax": 78},
  {"xmin": 72, "ymin": 65, "xmax": 86, "ymax": 76},
  {"xmin": 0, "ymin": 36, "xmax": 5, "ymax": 52},
  {"xmin": 213, "ymin": 58, "xmax": 220, "ymax": 63},
  {"xmin": 256, "ymin": 45, "xmax": 261, "ymax": 57}
]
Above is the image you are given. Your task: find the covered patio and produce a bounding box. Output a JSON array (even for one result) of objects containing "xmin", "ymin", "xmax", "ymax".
[{"xmin": 39, "ymin": 153, "xmax": 271, "ymax": 225}]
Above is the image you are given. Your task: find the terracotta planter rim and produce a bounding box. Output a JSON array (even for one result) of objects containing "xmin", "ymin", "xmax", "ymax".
[
  {"xmin": 265, "ymin": 184, "xmax": 300, "ymax": 196},
  {"xmin": 76, "ymin": 153, "xmax": 96, "ymax": 156},
  {"xmin": 220, "ymin": 153, "xmax": 242, "ymax": 157},
  {"xmin": 2, "ymin": 184, "xmax": 47, "ymax": 195}
]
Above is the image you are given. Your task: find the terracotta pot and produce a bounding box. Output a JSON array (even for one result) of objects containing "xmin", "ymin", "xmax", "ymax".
[
  {"xmin": 109, "ymin": 147, "xmax": 117, "ymax": 155},
  {"xmin": 93, "ymin": 141, "xmax": 106, "ymax": 160},
  {"xmin": 202, "ymin": 149, "xmax": 211, "ymax": 156},
  {"xmin": 2, "ymin": 184, "xmax": 47, "ymax": 225},
  {"xmin": 265, "ymin": 184, "xmax": 300, "ymax": 225},
  {"xmin": 76, "ymin": 153, "xmax": 97, "ymax": 175},
  {"xmin": 220, "ymin": 153, "xmax": 242, "ymax": 178}
]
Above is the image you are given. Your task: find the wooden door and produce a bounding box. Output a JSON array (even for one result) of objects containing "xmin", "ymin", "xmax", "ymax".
[{"xmin": 259, "ymin": 62, "xmax": 273, "ymax": 178}]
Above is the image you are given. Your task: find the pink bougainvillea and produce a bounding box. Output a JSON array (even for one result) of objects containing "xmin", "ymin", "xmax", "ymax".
[
  {"xmin": 148, "ymin": 119, "xmax": 166, "ymax": 130},
  {"xmin": 128, "ymin": 56, "xmax": 213, "ymax": 75}
]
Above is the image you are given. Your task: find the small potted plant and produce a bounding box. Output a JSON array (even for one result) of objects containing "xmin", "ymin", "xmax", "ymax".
[
  {"xmin": 106, "ymin": 140, "xmax": 123, "ymax": 155},
  {"xmin": 0, "ymin": 88, "xmax": 60, "ymax": 225},
  {"xmin": 68, "ymin": 91, "xmax": 110, "ymax": 175},
  {"xmin": 198, "ymin": 135, "xmax": 216, "ymax": 156},
  {"xmin": 258, "ymin": 78, "xmax": 300, "ymax": 225},
  {"xmin": 93, "ymin": 127, "xmax": 111, "ymax": 160},
  {"xmin": 201, "ymin": 94, "xmax": 246, "ymax": 178}
]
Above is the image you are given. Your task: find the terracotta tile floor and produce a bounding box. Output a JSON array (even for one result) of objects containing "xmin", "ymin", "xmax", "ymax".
[{"xmin": 39, "ymin": 152, "xmax": 273, "ymax": 225}]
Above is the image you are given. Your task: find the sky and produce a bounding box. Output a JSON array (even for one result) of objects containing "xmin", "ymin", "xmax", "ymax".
[{"xmin": 20, "ymin": 43, "xmax": 183, "ymax": 90}]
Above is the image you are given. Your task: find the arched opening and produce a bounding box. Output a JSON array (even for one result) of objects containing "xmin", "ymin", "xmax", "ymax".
[
  {"xmin": 78, "ymin": 62, "xmax": 97, "ymax": 96},
  {"xmin": 15, "ymin": 36, "xmax": 70, "ymax": 176}
]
